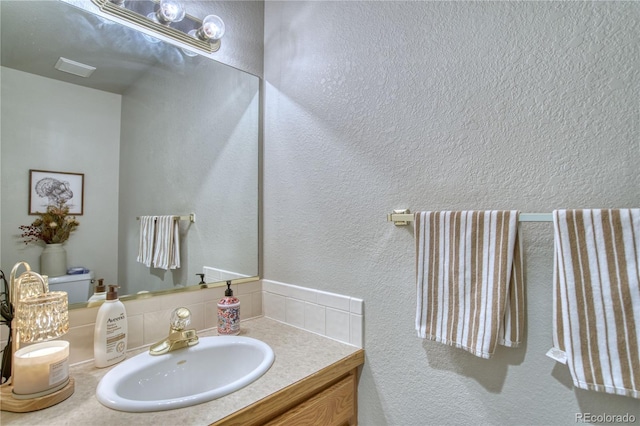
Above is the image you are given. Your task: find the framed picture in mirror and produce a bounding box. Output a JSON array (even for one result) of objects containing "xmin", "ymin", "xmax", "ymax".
[{"xmin": 29, "ymin": 169, "xmax": 84, "ymax": 215}]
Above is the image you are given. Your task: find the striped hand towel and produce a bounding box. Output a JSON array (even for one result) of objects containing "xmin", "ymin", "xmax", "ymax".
[
  {"xmin": 136, "ymin": 215, "xmax": 156, "ymax": 267},
  {"xmin": 550, "ymin": 209, "xmax": 639, "ymax": 399},
  {"xmin": 415, "ymin": 210, "xmax": 524, "ymax": 359},
  {"xmin": 153, "ymin": 215, "xmax": 181, "ymax": 270}
]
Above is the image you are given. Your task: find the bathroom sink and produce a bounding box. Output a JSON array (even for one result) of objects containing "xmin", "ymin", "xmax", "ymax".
[{"xmin": 96, "ymin": 336, "xmax": 275, "ymax": 412}]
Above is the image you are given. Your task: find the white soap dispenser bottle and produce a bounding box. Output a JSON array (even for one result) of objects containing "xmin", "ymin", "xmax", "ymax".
[{"xmin": 94, "ymin": 285, "xmax": 128, "ymax": 367}]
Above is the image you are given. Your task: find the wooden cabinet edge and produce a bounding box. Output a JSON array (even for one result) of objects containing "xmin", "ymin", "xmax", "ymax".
[
  {"xmin": 264, "ymin": 372, "xmax": 356, "ymax": 426},
  {"xmin": 213, "ymin": 349, "xmax": 364, "ymax": 426}
]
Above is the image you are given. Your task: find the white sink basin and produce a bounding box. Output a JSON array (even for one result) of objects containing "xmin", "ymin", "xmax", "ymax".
[{"xmin": 96, "ymin": 336, "xmax": 274, "ymax": 412}]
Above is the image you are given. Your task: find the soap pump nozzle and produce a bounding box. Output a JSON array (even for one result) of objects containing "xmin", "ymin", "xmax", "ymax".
[
  {"xmin": 196, "ymin": 273, "xmax": 205, "ymax": 284},
  {"xmin": 225, "ymin": 280, "xmax": 233, "ymax": 296},
  {"xmin": 106, "ymin": 285, "xmax": 119, "ymax": 300}
]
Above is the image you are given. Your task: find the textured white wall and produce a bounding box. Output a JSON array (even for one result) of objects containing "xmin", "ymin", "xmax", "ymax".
[
  {"xmin": 1, "ymin": 67, "xmax": 120, "ymax": 284},
  {"xmin": 263, "ymin": 2, "xmax": 639, "ymax": 425}
]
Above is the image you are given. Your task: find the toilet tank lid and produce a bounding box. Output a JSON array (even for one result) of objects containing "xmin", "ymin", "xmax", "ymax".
[{"xmin": 48, "ymin": 271, "xmax": 95, "ymax": 284}]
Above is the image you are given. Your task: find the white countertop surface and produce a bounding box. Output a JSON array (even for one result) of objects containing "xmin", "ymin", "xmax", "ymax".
[{"xmin": 1, "ymin": 317, "xmax": 361, "ymax": 425}]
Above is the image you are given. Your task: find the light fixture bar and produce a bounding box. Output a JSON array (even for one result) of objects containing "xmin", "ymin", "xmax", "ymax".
[{"xmin": 91, "ymin": 0, "xmax": 221, "ymax": 53}]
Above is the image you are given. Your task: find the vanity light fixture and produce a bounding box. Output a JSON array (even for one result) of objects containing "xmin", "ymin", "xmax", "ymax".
[
  {"xmin": 94, "ymin": 0, "xmax": 225, "ymax": 54},
  {"xmin": 183, "ymin": 15, "xmax": 225, "ymax": 57},
  {"xmin": 191, "ymin": 15, "xmax": 225, "ymax": 42},
  {"xmin": 147, "ymin": 0, "xmax": 185, "ymax": 25},
  {"xmin": 0, "ymin": 262, "xmax": 74, "ymax": 413}
]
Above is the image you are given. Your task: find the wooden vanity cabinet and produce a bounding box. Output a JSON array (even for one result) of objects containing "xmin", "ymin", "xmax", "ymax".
[{"xmin": 213, "ymin": 349, "xmax": 364, "ymax": 426}]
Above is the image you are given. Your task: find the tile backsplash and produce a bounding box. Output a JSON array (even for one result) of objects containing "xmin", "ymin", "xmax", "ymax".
[
  {"xmin": 62, "ymin": 280, "xmax": 262, "ymax": 364},
  {"xmin": 1, "ymin": 279, "xmax": 364, "ymax": 366},
  {"xmin": 262, "ymin": 280, "xmax": 364, "ymax": 348}
]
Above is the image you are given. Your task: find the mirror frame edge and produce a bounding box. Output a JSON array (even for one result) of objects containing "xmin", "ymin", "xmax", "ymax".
[{"xmin": 69, "ymin": 275, "xmax": 261, "ymax": 310}]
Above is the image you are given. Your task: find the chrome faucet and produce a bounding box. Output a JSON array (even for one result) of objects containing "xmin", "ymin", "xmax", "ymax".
[{"xmin": 149, "ymin": 307, "xmax": 199, "ymax": 355}]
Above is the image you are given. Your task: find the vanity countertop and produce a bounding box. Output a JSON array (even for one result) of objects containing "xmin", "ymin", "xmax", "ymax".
[{"xmin": 1, "ymin": 317, "xmax": 363, "ymax": 425}]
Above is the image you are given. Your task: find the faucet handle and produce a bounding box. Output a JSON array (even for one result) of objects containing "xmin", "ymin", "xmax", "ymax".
[
  {"xmin": 170, "ymin": 307, "xmax": 192, "ymax": 331},
  {"xmin": 150, "ymin": 307, "xmax": 199, "ymax": 355}
]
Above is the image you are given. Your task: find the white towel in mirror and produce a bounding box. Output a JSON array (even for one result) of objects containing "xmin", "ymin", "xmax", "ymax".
[
  {"xmin": 136, "ymin": 216, "xmax": 156, "ymax": 267},
  {"xmin": 152, "ymin": 215, "xmax": 181, "ymax": 270}
]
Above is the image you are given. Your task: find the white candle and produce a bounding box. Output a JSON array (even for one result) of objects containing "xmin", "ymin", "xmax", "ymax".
[{"xmin": 13, "ymin": 340, "xmax": 69, "ymax": 396}]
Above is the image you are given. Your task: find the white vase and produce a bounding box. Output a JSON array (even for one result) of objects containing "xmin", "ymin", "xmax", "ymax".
[{"xmin": 40, "ymin": 243, "xmax": 67, "ymax": 277}]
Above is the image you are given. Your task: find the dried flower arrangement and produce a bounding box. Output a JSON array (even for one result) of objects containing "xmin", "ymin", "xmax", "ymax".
[{"xmin": 19, "ymin": 202, "xmax": 80, "ymax": 244}]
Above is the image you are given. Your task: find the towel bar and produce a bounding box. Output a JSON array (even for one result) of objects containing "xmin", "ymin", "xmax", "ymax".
[
  {"xmin": 136, "ymin": 213, "xmax": 196, "ymax": 223},
  {"xmin": 387, "ymin": 209, "xmax": 553, "ymax": 226}
]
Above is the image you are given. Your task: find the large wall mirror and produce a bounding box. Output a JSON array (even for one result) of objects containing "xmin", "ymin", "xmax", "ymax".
[{"xmin": 0, "ymin": 0, "xmax": 260, "ymax": 307}]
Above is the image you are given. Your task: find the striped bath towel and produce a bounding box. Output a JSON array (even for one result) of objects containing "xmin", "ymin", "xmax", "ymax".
[
  {"xmin": 137, "ymin": 215, "xmax": 157, "ymax": 267},
  {"xmin": 415, "ymin": 211, "xmax": 524, "ymax": 358},
  {"xmin": 153, "ymin": 215, "xmax": 181, "ymax": 270},
  {"xmin": 549, "ymin": 209, "xmax": 639, "ymax": 399}
]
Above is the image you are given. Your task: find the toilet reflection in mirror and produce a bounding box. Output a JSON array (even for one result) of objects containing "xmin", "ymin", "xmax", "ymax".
[{"xmin": 47, "ymin": 273, "xmax": 96, "ymax": 305}]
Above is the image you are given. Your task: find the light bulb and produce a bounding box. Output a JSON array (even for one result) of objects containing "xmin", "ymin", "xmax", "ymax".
[
  {"xmin": 154, "ymin": 0, "xmax": 186, "ymax": 24},
  {"xmin": 196, "ymin": 15, "xmax": 225, "ymax": 41}
]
